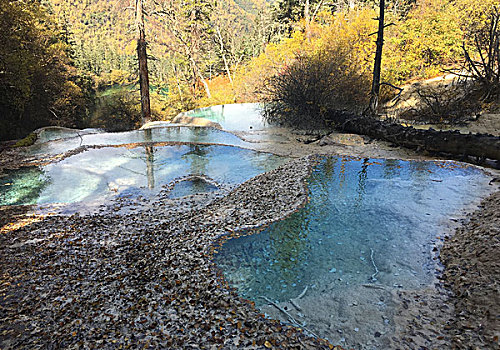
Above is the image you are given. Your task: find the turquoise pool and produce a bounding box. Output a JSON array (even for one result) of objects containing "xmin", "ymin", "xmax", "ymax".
[
  {"xmin": 214, "ymin": 156, "xmax": 491, "ymax": 348},
  {"xmin": 1, "ymin": 145, "xmax": 286, "ymax": 206}
]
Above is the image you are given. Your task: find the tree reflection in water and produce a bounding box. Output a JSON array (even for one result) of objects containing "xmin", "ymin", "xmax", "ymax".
[{"xmin": 215, "ymin": 156, "xmax": 487, "ymax": 305}]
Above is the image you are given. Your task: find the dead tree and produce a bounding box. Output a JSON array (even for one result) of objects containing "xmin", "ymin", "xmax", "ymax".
[
  {"xmin": 136, "ymin": 0, "xmax": 151, "ymax": 125},
  {"xmin": 369, "ymin": 0, "xmax": 385, "ymax": 115},
  {"xmin": 462, "ymin": 6, "xmax": 499, "ymax": 100},
  {"xmin": 324, "ymin": 111, "xmax": 500, "ymax": 167}
]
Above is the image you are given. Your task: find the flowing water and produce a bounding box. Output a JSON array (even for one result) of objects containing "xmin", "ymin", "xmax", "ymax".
[{"xmin": 214, "ymin": 156, "xmax": 491, "ymax": 349}]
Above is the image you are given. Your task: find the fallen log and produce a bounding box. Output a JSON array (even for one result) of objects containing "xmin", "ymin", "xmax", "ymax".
[{"xmin": 325, "ymin": 111, "xmax": 500, "ymax": 167}]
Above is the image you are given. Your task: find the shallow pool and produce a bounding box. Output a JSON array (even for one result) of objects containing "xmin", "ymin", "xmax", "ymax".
[
  {"xmin": 1, "ymin": 145, "xmax": 286, "ymax": 206},
  {"xmin": 214, "ymin": 156, "xmax": 490, "ymax": 348},
  {"xmin": 182, "ymin": 103, "xmax": 267, "ymax": 131},
  {"xmin": 26, "ymin": 126, "xmax": 252, "ymax": 156}
]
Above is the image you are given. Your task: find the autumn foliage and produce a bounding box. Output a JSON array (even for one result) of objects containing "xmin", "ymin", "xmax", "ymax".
[{"xmin": 2, "ymin": 0, "xmax": 499, "ymax": 140}]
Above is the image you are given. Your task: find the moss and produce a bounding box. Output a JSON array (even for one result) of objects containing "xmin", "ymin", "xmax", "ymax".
[{"xmin": 14, "ymin": 133, "xmax": 38, "ymax": 147}]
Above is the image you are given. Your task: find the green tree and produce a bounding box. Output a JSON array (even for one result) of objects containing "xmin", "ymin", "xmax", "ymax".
[
  {"xmin": 0, "ymin": 0, "xmax": 90, "ymax": 140},
  {"xmin": 156, "ymin": 0, "xmax": 215, "ymax": 99}
]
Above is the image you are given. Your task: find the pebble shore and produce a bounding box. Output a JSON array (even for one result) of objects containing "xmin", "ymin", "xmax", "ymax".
[
  {"xmin": 1, "ymin": 133, "xmax": 498, "ymax": 349},
  {"xmin": 1, "ymin": 157, "xmax": 340, "ymax": 349}
]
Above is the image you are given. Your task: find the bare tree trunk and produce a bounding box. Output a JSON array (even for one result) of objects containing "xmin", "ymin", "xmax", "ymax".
[
  {"xmin": 369, "ymin": 0, "xmax": 385, "ymax": 115},
  {"xmin": 216, "ymin": 26, "xmax": 233, "ymax": 84},
  {"xmin": 311, "ymin": 0, "xmax": 325, "ymax": 22},
  {"xmin": 304, "ymin": 0, "xmax": 311, "ymax": 40},
  {"xmin": 170, "ymin": 61, "xmax": 184, "ymax": 102},
  {"xmin": 136, "ymin": 0, "xmax": 151, "ymax": 125},
  {"xmin": 190, "ymin": 57, "xmax": 212, "ymax": 98}
]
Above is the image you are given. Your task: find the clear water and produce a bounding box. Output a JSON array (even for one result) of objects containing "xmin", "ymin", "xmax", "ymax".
[
  {"xmin": 168, "ymin": 178, "xmax": 219, "ymax": 198},
  {"xmin": 0, "ymin": 167, "xmax": 48, "ymax": 206},
  {"xmin": 182, "ymin": 103, "xmax": 267, "ymax": 131},
  {"xmin": 214, "ymin": 157, "xmax": 490, "ymax": 334},
  {"xmin": 1, "ymin": 145, "xmax": 286, "ymax": 205},
  {"xmin": 26, "ymin": 126, "xmax": 252, "ymax": 156},
  {"xmin": 35, "ymin": 127, "xmax": 102, "ymax": 144}
]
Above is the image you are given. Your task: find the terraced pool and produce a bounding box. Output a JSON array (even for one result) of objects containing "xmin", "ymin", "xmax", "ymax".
[
  {"xmin": 1, "ymin": 145, "xmax": 286, "ymax": 206},
  {"xmin": 0, "ymin": 104, "xmax": 494, "ymax": 350},
  {"xmin": 25, "ymin": 126, "xmax": 253, "ymax": 156},
  {"xmin": 214, "ymin": 156, "xmax": 491, "ymax": 349}
]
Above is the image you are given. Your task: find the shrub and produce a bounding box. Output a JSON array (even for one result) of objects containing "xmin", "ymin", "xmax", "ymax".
[
  {"xmin": 14, "ymin": 133, "xmax": 38, "ymax": 148},
  {"xmin": 398, "ymin": 83, "xmax": 481, "ymax": 124},
  {"xmin": 260, "ymin": 48, "xmax": 371, "ymax": 129},
  {"xmin": 462, "ymin": 6, "xmax": 500, "ymax": 101},
  {"xmin": 90, "ymin": 91, "xmax": 141, "ymax": 132}
]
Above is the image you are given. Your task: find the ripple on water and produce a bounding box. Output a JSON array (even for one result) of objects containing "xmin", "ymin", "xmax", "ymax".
[
  {"xmin": 1, "ymin": 145, "xmax": 287, "ymax": 206},
  {"xmin": 214, "ymin": 156, "xmax": 491, "ymax": 349}
]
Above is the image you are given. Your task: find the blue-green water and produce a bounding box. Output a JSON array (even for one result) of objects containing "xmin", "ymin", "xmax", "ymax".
[
  {"xmin": 0, "ymin": 167, "xmax": 48, "ymax": 206},
  {"xmin": 26, "ymin": 126, "xmax": 252, "ymax": 156},
  {"xmin": 215, "ymin": 157, "xmax": 490, "ymax": 304},
  {"xmin": 168, "ymin": 178, "xmax": 219, "ymax": 199},
  {"xmin": 182, "ymin": 103, "xmax": 267, "ymax": 131},
  {"xmin": 1, "ymin": 145, "xmax": 286, "ymax": 205}
]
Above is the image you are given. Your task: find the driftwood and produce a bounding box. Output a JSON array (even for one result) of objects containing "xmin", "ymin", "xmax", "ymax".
[{"xmin": 325, "ymin": 111, "xmax": 500, "ymax": 167}]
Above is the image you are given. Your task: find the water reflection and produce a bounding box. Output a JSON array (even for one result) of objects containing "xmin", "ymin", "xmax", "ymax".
[
  {"xmin": 182, "ymin": 145, "xmax": 210, "ymax": 176},
  {"xmin": 382, "ymin": 159, "xmax": 400, "ymax": 179},
  {"xmin": 1, "ymin": 145, "xmax": 288, "ymax": 205},
  {"xmin": 356, "ymin": 158, "xmax": 369, "ymax": 206},
  {"xmin": 215, "ymin": 156, "xmax": 489, "ymax": 304}
]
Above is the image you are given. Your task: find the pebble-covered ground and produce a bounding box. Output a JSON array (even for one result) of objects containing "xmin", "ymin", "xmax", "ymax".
[
  {"xmin": 0, "ymin": 157, "xmax": 341, "ymax": 349},
  {"xmin": 441, "ymin": 191, "xmax": 500, "ymax": 349},
  {"xmin": 1, "ymin": 131, "xmax": 499, "ymax": 349}
]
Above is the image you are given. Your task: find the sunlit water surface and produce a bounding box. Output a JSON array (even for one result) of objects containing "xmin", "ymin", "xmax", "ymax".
[
  {"xmin": 1, "ymin": 145, "xmax": 286, "ymax": 206},
  {"xmin": 214, "ymin": 156, "xmax": 491, "ymax": 348}
]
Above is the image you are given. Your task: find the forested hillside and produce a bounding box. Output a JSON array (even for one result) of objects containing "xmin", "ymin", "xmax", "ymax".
[
  {"xmin": 0, "ymin": 0, "xmax": 92, "ymax": 140},
  {"xmin": 1, "ymin": 0, "xmax": 498, "ymax": 140}
]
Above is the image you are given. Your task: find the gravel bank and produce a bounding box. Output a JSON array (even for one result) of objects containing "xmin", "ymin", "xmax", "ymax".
[
  {"xmin": 441, "ymin": 190, "xmax": 500, "ymax": 349},
  {"xmin": 0, "ymin": 157, "xmax": 338, "ymax": 349}
]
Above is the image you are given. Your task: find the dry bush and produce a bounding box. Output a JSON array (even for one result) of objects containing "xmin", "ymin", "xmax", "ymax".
[
  {"xmin": 398, "ymin": 82, "xmax": 481, "ymax": 124},
  {"xmin": 260, "ymin": 49, "xmax": 371, "ymax": 129},
  {"xmin": 462, "ymin": 6, "xmax": 500, "ymax": 101}
]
